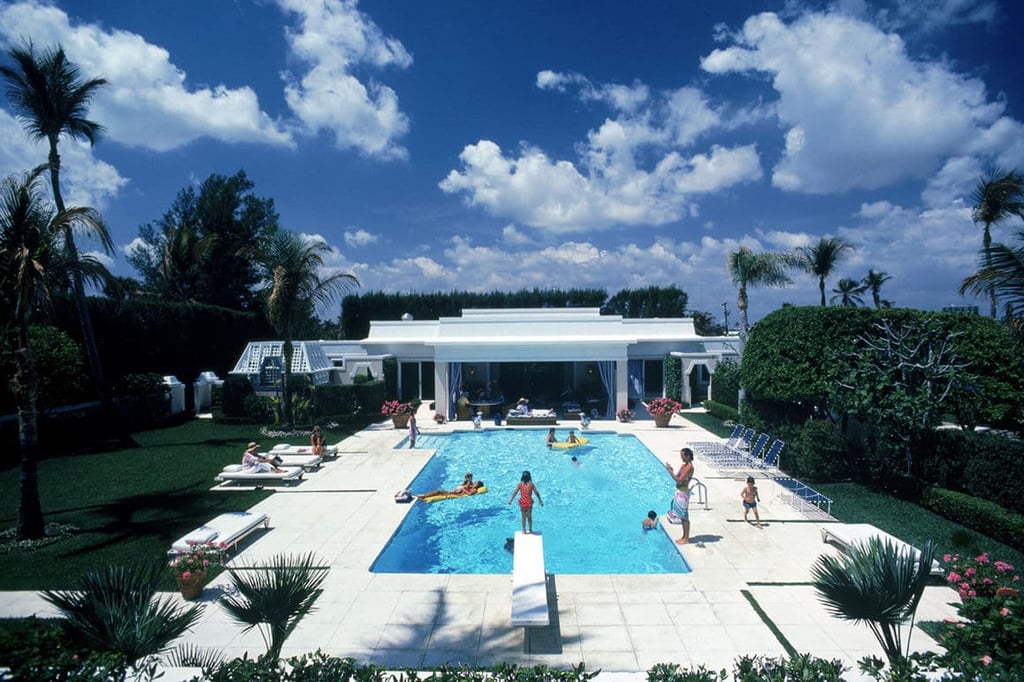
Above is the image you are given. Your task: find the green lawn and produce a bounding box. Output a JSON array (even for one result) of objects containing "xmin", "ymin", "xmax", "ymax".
[{"xmin": 0, "ymin": 420, "xmax": 362, "ymax": 590}]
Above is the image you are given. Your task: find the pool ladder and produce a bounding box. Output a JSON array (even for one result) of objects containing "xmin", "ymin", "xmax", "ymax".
[{"xmin": 689, "ymin": 477, "xmax": 709, "ymax": 510}]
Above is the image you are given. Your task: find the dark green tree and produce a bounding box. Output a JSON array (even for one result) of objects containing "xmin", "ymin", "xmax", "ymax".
[
  {"xmin": 0, "ymin": 167, "xmax": 111, "ymax": 539},
  {"xmin": 1, "ymin": 42, "xmax": 110, "ymax": 404},
  {"xmin": 971, "ymin": 170, "xmax": 1024, "ymax": 317},
  {"xmin": 798, "ymin": 236, "xmax": 855, "ymax": 307},
  {"xmin": 961, "ymin": 227, "xmax": 1024, "ymax": 328},
  {"xmin": 602, "ymin": 285, "xmax": 687, "ymax": 318},
  {"xmin": 128, "ymin": 171, "xmax": 280, "ymax": 310}
]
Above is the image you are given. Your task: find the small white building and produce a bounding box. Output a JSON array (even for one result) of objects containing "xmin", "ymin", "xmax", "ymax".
[{"xmin": 230, "ymin": 308, "xmax": 740, "ymax": 417}]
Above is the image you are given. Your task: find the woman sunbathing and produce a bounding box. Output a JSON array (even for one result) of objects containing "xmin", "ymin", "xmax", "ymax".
[{"xmin": 417, "ymin": 480, "xmax": 485, "ymax": 500}]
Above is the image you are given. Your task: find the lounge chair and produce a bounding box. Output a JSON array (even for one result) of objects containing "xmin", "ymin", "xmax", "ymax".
[
  {"xmin": 703, "ymin": 432, "xmax": 768, "ymax": 465},
  {"xmin": 216, "ymin": 465, "xmax": 304, "ymax": 486},
  {"xmin": 270, "ymin": 453, "xmax": 322, "ymax": 470},
  {"xmin": 820, "ymin": 523, "xmax": 943, "ymax": 576},
  {"xmin": 168, "ymin": 511, "xmax": 270, "ymax": 555},
  {"xmin": 506, "ymin": 409, "xmax": 558, "ymax": 426},
  {"xmin": 695, "ymin": 427, "xmax": 754, "ymax": 457},
  {"xmin": 755, "ymin": 439, "xmax": 784, "ymax": 469},
  {"xmin": 270, "ymin": 443, "xmax": 338, "ymax": 457},
  {"xmin": 690, "ymin": 423, "xmax": 745, "ymax": 451}
]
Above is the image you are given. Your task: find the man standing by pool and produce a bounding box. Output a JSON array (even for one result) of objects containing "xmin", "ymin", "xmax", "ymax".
[{"xmin": 665, "ymin": 448, "xmax": 694, "ymax": 544}]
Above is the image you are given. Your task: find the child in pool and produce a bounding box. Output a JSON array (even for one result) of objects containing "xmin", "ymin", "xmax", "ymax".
[{"xmin": 642, "ymin": 510, "xmax": 658, "ymax": 529}]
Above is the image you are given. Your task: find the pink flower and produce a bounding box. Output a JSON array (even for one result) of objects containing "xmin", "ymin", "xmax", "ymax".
[
  {"xmin": 980, "ymin": 655, "xmax": 992, "ymax": 666},
  {"xmin": 943, "ymin": 554, "xmax": 952, "ymax": 562},
  {"xmin": 975, "ymin": 553, "xmax": 990, "ymax": 564},
  {"xmin": 1000, "ymin": 608, "xmax": 1010, "ymax": 616},
  {"xmin": 947, "ymin": 572, "xmax": 962, "ymax": 582},
  {"xmin": 965, "ymin": 567, "xmax": 976, "ymax": 577},
  {"xmin": 181, "ymin": 571, "xmax": 192, "ymax": 580},
  {"xmin": 994, "ymin": 561, "xmax": 1014, "ymax": 572}
]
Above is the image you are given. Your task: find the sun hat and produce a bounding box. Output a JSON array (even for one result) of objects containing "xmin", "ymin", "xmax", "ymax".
[{"xmin": 247, "ymin": 442, "xmax": 258, "ymax": 449}]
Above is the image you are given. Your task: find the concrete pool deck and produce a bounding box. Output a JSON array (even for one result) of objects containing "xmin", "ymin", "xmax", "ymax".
[{"xmin": 0, "ymin": 408, "xmax": 959, "ymax": 675}]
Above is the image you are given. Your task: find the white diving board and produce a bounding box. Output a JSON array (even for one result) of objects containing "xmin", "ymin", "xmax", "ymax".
[{"xmin": 511, "ymin": 531, "xmax": 550, "ymax": 627}]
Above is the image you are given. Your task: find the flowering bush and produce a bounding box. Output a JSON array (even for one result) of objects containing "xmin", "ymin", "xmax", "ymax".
[
  {"xmin": 380, "ymin": 400, "xmax": 414, "ymax": 417},
  {"xmin": 944, "ymin": 552, "xmax": 1020, "ymax": 600},
  {"xmin": 170, "ymin": 541, "xmax": 226, "ymax": 580},
  {"xmin": 616, "ymin": 409, "xmax": 634, "ymax": 421},
  {"xmin": 646, "ymin": 397, "xmax": 683, "ymax": 416}
]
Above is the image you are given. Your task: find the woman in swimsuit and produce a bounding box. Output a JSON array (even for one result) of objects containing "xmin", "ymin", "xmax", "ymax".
[
  {"xmin": 310, "ymin": 425, "xmax": 326, "ymax": 456},
  {"xmin": 665, "ymin": 447, "xmax": 694, "ymax": 544},
  {"xmin": 508, "ymin": 470, "xmax": 543, "ymax": 533},
  {"xmin": 546, "ymin": 428, "xmax": 558, "ymax": 447}
]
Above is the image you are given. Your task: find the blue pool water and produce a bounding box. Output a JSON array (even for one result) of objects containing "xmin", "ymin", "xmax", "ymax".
[{"xmin": 371, "ymin": 430, "xmax": 691, "ymax": 574}]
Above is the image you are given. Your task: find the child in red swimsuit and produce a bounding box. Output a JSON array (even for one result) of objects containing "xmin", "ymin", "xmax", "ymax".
[{"xmin": 508, "ymin": 470, "xmax": 543, "ymax": 534}]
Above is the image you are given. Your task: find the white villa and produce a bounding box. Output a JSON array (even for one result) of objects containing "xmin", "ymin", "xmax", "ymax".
[{"xmin": 231, "ymin": 308, "xmax": 740, "ymax": 418}]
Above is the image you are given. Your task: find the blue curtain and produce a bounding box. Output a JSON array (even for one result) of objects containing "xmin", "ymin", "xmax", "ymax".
[
  {"xmin": 448, "ymin": 363, "xmax": 462, "ymax": 419},
  {"xmin": 627, "ymin": 359, "xmax": 644, "ymax": 399},
  {"xmin": 597, "ymin": 361, "xmax": 615, "ymax": 418}
]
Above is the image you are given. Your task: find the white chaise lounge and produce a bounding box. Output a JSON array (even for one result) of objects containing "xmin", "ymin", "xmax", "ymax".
[
  {"xmin": 215, "ymin": 465, "xmax": 304, "ymax": 486},
  {"xmin": 270, "ymin": 443, "xmax": 338, "ymax": 456},
  {"xmin": 168, "ymin": 511, "xmax": 270, "ymax": 555},
  {"xmin": 821, "ymin": 523, "xmax": 944, "ymax": 576},
  {"xmin": 269, "ymin": 453, "xmax": 322, "ymax": 470},
  {"xmin": 511, "ymin": 531, "xmax": 550, "ymax": 627}
]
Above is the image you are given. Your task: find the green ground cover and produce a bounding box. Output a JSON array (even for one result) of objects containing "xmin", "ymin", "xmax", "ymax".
[{"xmin": 0, "ymin": 420, "xmax": 358, "ymax": 589}]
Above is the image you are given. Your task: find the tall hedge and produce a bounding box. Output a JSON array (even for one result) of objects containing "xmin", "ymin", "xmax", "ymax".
[
  {"xmin": 710, "ymin": 359, "xmax": 740, "ymax": 409},
  {"xmin": 664, "ymin": 355, "xmax": 681, "ymax": 401}
]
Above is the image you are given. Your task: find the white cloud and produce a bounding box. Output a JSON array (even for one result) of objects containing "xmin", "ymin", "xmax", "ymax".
[
  {"xmin": 277, "ymin": 0, "xmax": 412, "ymax": 159},
  {"xmin": 0, "ymin": 1, "xmax": 293, "ymax": 152},
  {"xmin": 83, "ymin": 250, "xmax": 114, "ymax": 268},
  {"xmin": 343, "ymin": 228, "xmax": 379, "ymax": 248},
  {"xmin": 500, "ymin": 224, "xmax": 531, "ymax": 246},
  {"xmin": 700, "ymin": 11, "xmax": 1015, "ymax": 194},
  {"xmin": 441, "ymin": 73, "xmax": 763, "ymax": 233}
]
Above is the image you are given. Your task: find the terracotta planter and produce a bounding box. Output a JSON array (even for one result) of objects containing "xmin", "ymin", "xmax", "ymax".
[
  {"xmin": 176, "ymin": 570, "xmax": 207, "ymax": 600},
  {"xmin": 652, "ymin": 412, "xmax": 673, "ymax": 428},
  {"xmin": 391, "ymin": 414, "xmax": 411, "ymax": 429}
]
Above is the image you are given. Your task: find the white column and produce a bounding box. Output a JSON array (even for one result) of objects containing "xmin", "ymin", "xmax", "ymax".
[
  {"xmin": 434, "ymin": 362, "xmax": 449, "ymax": 417},
  {"xmin": 616, "ymin": 360, "xmax": 628, "ymax": 414}
]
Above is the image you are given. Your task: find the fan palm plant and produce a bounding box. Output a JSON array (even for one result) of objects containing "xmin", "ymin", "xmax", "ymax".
[
  {"xmin": 219, "ymin": 552, "xmax": 329, "ymax": 660},
  {"xmin": 727, "ymin": 246, "xmax": 800, "ymax": 342},
  {"xmin": 811, "ymin": 537, "xmax": 935, "ymax": 676},
  {"xmin": 798, "ymin": 236, "xmax": 855, "ymax": 307},
  {"xmin": 1, "ymin": 42, "xmax": 111, "ymax": 401},
  {"xmin": 256, "ymin": 232, "xmax": 358, "ymax": 426},
  {"xmin": 42, "ymin": 559, "xmax": 204, "ymax": 664},
  {"xmin": 0, "ymin": 166, "xmax": 111, "ymax": 539},
  {"xmin": 971, "ymin": 170, "xmax": 1024, "ymax": 317}
]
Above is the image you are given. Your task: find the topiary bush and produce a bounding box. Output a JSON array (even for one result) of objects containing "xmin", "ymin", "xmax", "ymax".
[
  {"xmin": 702, "ymin": 399, "xmax": 739, "ymax": 422},
  {"xmin": 243, "ymin": 394, "xmax": 276, "ymax": 424},
  {"xmin": 710, "ymin": 359, "xmax": 740, "ymax": 409},
  {"xmin": 221, "ymin": 375, "xmax": 254, "ymax": 418},
  {"xmin": 915, "ymin": 430, "xmax": 1024, "ymax": 515},
  {"xmin": 794, "ymin": 418, "xmax": 850, "ymax": 482},
  {"xmin": 920, "ymin": 486, "xmax": 1024, "ymax": 551},
  {"xmin": 312, "ymin": 384, "xmax": 361, "ymax": 416}
]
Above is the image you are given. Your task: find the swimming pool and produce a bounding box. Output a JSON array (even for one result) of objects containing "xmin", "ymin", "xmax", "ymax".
[{"xmin": 371, "ymin": 430, "xmax": 692, "ymax": 574}]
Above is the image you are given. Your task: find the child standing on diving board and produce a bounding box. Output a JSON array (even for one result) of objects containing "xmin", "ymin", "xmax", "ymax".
[{"xmin": 508, "ymin": 470, "xmax": 543, "ymax": 533}]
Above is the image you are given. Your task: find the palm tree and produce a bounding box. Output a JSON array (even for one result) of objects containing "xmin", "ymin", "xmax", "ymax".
[
  {"xmin": 960, "ymin": 228, "xmax": 1024, "ymax": 323},
  {"xmin": 220, "ymin": 553, "xmax": 329, "ymax": 660},
  {"xmin": 727, "ymin": 246, "xmax": 799, "ymax": 342},
  {"xmin": 257, "ymin": 232, "xmax": 358, "ymax": 426},
  {"xmin": 155, "ymin": 219, "xmax": 216, "ymax": 302},
  {"xmin": 812, "ymin": 537, "xmax": 935, "ymax": 676},
  {"xmin": 798, "ymin": 236, "xmax": 856, "ymax": 306},
  {"xmin": 971, "ymin": 170, "xmax": 1024, "ymax": 317},
  {"xmin": 830, "ymin": 278, "xmax": 867, "ymax": 307},
  {"xmin": 1, "ymin": 42, "xmax": 110, "ymax": 403},
  {"xmin": 0, "ymin": 166, "xmax": 111, "ymax": 539},
  {"xmin": 861, "ymin": 269, "xmax": 892, "ymax": 309}
]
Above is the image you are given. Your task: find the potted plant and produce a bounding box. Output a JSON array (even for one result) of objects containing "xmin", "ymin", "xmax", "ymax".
[
  {"xmin": 381, "ymin": 400, "xmax": 414, "ymax": 429},
  {"xmin": 646, "ymin": 397, "xmax": 683, "ymax": 427},
  {"xmin": 170, "ymin": 540, "xmax": 226, "ymax": 600},
  {"xmin": 617, "ymin": 409, "xmax": 635, "ymax": 423}
]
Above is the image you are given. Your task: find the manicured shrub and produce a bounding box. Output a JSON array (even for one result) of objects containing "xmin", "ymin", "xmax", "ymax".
[
  {"xmin": 353, "ymin": 380, "xmax": 386, "ymax": 415},
  {"xmin": 794, "ymin": 419, "xmax": 850, "ymax": 482},
  {"xmin": 701, "ymin": 399, "xmax": 739, "ymax": 422},
  {"xmin": 221, "ymin": 375, "xmax": 254, "ymax": 418},
  {"xmin": 383, "ymin": 357, "xmax": 398, "ymax": 399},
  {"xmin": 312, "ymin": 384, "xmax": 360, "ymax": 416},
  {"xmin": 664, "ymin": 354, "xmax": 682, "ymax": 402},
  {"xmin": 243, "ymin": 394, "xmax": 276, "ymax": 424},
  {"xmin": 709, "ymin": 359, "xmax": 740, "ymax": 409},
  {"xmin": 915, "ymin": 430, "xmax": 1024, "ymax": 515},
  {"xmin": 921, "ymin": 486, "xmax": 1024, "ymax": 551}
]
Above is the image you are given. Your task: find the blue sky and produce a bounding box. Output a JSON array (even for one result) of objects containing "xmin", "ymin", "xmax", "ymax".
[{"xmin": 2, "ymin": 0, "xmax": 1023, "ymax": 326}]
